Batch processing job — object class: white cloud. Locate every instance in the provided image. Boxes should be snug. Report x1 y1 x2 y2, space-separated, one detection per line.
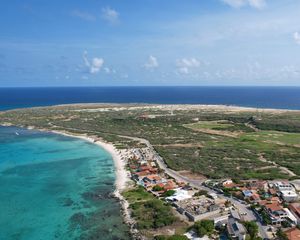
101 7 119 24
176 58 201 74
104 67 111 74
248 0 266 9
83 51 104 74
144 55 159 69
71 10 96 21
293 32 300 44
221 0 266 9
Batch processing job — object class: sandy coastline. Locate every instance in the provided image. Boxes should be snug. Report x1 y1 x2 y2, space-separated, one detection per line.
46 130 138 233
0 124 139 238
51 130 129 191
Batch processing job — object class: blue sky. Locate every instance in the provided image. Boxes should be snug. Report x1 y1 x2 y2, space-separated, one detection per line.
0 0 300 86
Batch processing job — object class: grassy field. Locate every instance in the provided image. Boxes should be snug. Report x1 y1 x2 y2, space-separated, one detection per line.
1 104 300 179
184 120 235 130
244 130 300 146
123 186 187 237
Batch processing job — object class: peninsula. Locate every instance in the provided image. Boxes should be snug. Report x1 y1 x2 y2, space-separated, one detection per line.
1 104 300 240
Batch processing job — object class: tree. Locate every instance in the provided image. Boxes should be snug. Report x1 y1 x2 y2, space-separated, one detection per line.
244 221 259 240
154 235 188 240
193 220 214 237
193 190 208 197
162 190 176 197
153 185 164 191
168 235 189 240
154 236 167 240
276 228 288 240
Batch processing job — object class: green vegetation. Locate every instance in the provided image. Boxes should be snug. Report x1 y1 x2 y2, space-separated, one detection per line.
258 209 271 225
193 190 208 197
276 228 288 240
123 186 177 230
162 190 176 197
123 185 154 202
1 104 300 179
153 185 164 191
154 235 189 240
243 221 261 240
192 220 214 237
184 120 235 130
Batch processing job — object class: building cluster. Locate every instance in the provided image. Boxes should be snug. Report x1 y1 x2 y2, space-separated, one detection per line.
205 179 300 239
122 145 300 240
172 194 228 222
125 147 229 223
127 147 181 195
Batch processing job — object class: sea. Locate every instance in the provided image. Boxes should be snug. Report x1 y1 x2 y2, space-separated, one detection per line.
0 86 300 110
0 126 130 240
0 86 300 240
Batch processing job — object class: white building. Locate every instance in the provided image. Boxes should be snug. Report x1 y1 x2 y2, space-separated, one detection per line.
284 208 298 226
166 188 191 202
280 190 298 202
274 182 294 192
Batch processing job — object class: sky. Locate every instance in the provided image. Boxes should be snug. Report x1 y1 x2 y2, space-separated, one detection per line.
0 0 300 87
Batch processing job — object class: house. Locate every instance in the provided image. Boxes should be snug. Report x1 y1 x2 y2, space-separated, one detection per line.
142 175 162 185
284 228 300 240
263 202 287 225
214 214 229 227
132 170 150 181
166 188 191 202
274 182 295 192
280 190 298 202
259 197 281 207
242 190 253 198
284 208 298 226
289 203 300 224
163 180 177 191
222 179 236 188
227 215 247 240
248 181 268 191
250 193 261 203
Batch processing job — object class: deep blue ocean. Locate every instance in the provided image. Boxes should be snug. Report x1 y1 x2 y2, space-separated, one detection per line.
1 86 300 110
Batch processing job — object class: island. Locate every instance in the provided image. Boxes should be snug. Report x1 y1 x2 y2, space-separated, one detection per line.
1 104 300 240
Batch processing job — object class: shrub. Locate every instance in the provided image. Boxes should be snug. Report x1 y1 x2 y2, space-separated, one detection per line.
193 220 214 237
153 185 164 191
162 190 176 197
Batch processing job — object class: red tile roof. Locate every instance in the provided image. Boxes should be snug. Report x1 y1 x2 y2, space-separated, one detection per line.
145 174 162 181
289 203 300 217
264 202 283 212
284 228 300 240
134 170 150 177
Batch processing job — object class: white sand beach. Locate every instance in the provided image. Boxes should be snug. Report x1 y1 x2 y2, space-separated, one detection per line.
47 130 138 235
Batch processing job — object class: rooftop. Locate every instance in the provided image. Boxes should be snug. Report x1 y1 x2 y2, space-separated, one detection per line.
284 228 300 240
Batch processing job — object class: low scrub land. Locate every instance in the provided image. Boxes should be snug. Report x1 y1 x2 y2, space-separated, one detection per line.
123 186 184 237
1 104 300 180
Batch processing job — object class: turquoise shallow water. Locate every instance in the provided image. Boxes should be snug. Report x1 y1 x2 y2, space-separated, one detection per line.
0 126 130 240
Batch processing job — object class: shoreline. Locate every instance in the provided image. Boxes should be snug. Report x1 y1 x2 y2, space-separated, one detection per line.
0 124 139 239
46 129 139 238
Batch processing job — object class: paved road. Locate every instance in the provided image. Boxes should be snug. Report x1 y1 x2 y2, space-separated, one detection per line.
53 129 270 239
122 135 270 239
